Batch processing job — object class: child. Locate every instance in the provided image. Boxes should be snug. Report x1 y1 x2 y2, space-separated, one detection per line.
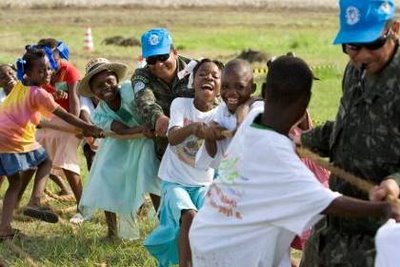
0 64 18 190
265 55 330 258
0 46 103 239
189 55 400 267
78 58 161 239
144 58 224 267
35 38 83 209
195 58 262 170
0 64 17 104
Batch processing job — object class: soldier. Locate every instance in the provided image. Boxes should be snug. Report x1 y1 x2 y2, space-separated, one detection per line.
131 28 196 161
297 0 400 266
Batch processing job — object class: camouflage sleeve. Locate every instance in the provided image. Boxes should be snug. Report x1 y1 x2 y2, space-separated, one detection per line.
132 78 164 130
301 121 334 158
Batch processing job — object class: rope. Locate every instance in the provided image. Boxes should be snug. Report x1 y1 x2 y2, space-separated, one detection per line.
39 122 144 140
297 147 399 203
221 130 234 138
222 130 397 201
41 191 78 232
53 206 76 215
44 189 75 202
296 147 374 193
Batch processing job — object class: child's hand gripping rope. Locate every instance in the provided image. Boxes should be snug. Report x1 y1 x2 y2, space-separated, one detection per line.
39 121 144 140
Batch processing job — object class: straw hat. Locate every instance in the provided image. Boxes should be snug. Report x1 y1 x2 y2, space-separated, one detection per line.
78 58 128 97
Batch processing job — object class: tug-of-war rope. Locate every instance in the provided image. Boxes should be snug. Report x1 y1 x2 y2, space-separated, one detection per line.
39 124 394 198
222 130 397 201
297 147 398 203
39 121 145 139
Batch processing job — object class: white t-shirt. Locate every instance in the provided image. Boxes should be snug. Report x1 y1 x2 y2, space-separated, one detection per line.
195 100 264 170
375 219 400 267
158 97 216 186
189 110 340 267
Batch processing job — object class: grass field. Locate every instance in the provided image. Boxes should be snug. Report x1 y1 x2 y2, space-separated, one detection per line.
0 6 347 266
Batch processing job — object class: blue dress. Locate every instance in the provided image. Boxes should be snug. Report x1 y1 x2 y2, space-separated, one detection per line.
79 81 161 240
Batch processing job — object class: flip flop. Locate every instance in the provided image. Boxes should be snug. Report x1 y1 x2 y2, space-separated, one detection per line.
23 206 59 223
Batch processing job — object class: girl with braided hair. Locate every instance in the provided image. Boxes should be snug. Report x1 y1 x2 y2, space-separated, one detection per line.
0 46 103 239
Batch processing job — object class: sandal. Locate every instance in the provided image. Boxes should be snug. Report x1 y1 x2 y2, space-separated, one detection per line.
23 206 59 223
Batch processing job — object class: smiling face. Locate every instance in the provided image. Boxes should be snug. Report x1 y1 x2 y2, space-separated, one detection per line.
0 65 17 94
345 37 397 74
193 61 222 105
25 57 52 86
89 70 119 103
147 50 178 84
344 22 400 74
221 65 255 113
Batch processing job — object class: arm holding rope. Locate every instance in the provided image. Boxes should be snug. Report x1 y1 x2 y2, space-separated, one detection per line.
111 120 153 138
53 106 103 138
370 178 400 202
322 195 400 221
296 147 400 203
203 122 229 157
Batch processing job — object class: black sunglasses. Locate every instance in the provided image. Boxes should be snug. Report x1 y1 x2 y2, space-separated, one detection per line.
146 54 170 65
342 32 391 54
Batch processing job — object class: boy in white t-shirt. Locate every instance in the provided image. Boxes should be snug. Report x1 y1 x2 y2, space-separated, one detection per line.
196 59 263 170
144 59 224 267
189 55 400 267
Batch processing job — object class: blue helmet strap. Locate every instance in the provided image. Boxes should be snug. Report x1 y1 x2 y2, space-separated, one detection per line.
56 41 70 61
42 46 58 71
16 58 26 81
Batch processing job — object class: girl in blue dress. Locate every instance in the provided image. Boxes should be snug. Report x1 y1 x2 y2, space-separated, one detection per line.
78 58 160 240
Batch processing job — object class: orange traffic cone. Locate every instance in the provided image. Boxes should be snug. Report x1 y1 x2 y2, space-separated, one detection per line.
84 27 94 52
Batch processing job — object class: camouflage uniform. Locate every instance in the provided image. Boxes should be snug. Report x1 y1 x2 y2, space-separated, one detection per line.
131 55 194 160
300 45 400 267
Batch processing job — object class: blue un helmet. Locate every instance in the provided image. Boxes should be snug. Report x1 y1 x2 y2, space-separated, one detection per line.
333 0 396 44
141 28 173 58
